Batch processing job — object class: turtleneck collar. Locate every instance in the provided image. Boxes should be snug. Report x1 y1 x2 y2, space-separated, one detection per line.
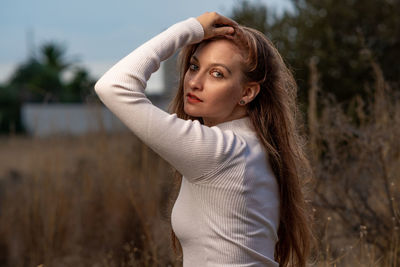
213 116 255 134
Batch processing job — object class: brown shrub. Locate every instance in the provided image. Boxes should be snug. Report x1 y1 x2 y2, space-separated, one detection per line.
308 52 400 266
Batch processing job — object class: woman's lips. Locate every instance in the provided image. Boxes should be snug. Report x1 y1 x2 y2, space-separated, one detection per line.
187 93 203 103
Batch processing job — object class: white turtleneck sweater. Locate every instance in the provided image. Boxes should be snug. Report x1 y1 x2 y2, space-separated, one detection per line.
95 17 280 267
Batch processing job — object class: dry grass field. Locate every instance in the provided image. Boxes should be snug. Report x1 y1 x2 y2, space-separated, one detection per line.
0 61 399 266
0 133 179 266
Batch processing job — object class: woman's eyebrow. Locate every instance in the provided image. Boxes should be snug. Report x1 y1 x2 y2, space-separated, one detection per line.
192 55 232 74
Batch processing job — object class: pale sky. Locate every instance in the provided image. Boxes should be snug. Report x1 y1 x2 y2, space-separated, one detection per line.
0 0 292 92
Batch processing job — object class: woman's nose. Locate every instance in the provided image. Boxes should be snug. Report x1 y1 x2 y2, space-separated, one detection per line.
188 73 203 91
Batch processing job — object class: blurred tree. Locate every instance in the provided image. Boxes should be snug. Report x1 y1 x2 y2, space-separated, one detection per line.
0 41 96 134
41 43 71 72
8 42 70 102
7 58 45 102
0 85 23 134
39 42 71 102
64 67 96 102
231 0 400 106
231 0 269 33
5 41 95 103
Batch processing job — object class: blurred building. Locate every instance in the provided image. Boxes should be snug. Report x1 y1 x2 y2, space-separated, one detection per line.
21 103 125 136
21 56 179 137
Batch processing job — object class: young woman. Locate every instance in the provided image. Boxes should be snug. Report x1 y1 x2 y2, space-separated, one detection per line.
95 12 313 267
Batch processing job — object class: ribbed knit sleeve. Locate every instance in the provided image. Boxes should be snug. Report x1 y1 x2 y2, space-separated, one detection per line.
94 18 246 182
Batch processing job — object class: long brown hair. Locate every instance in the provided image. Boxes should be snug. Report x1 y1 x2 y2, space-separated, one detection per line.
169 25 314 267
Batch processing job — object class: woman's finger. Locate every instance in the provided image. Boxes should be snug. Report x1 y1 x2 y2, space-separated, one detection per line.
197 12 238 39
213 15 238 28
212 26 235 37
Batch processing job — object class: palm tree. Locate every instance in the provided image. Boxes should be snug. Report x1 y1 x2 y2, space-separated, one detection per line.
41 42 71 73
7 41 76 103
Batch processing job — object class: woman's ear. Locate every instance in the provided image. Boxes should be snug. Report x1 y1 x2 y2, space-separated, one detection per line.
239 82 260 105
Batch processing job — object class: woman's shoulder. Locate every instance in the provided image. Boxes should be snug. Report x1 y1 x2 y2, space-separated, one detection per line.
213 117 257 140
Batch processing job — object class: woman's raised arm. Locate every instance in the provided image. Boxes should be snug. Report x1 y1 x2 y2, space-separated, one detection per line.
94 15 245 182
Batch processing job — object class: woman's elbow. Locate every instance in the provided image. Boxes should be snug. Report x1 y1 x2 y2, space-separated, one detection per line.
94 78 107 97
94 77 117 101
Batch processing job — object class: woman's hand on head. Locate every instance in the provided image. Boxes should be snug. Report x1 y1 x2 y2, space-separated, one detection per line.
196 12 238 40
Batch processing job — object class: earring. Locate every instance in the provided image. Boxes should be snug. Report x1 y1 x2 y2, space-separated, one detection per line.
239 100 246 105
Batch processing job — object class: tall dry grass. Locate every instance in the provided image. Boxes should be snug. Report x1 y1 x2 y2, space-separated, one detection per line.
0 132 180 266
308 50 400 266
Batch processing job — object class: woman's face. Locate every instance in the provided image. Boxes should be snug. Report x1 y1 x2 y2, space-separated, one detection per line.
183 39 247 126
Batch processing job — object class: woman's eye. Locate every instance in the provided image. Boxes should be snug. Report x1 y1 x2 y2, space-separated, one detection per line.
211 70 224 78
189 63 198 71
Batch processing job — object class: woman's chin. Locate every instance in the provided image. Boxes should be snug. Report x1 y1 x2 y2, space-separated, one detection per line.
184 106 202 118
